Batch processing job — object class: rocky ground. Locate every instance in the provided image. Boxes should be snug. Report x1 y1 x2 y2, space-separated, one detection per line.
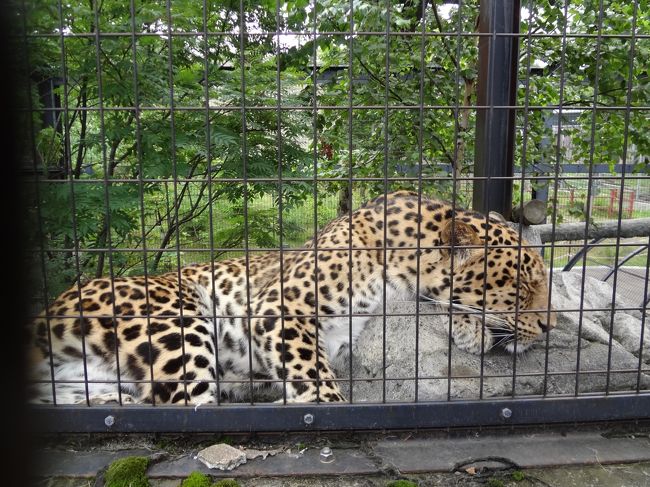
337 272 650 402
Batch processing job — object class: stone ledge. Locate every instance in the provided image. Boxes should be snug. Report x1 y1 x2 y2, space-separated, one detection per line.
34 432 650 479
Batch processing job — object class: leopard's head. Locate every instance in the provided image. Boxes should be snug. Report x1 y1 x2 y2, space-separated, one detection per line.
424 212 556 355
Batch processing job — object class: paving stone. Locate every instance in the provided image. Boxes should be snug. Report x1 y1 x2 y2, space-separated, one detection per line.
34 449 153 478
527 462 650 487
374 433 650 472
147 447 379 478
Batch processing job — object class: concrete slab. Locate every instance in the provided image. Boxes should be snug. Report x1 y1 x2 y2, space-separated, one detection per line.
525 462 650 487
374 432 650 473
147 447 379 478
34 449 153 478
33 431 650 480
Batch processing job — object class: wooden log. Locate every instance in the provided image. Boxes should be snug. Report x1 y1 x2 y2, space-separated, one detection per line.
533 218 650 243
512 199 547 225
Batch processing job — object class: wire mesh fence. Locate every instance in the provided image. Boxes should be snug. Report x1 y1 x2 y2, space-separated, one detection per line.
17 0 650 431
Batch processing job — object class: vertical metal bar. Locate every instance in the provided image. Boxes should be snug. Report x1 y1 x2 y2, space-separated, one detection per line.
511 0 539 396
382 0 390 403
636 237 650 392
165 0 189 405
477 0 501 400
311 0 321 403
347 0 354 404
57 0 91 405
20 0 57 404
542 0 570 400
446 0 463 403
203 0 222 404
478 199 490 400
238 0 254 403
476 1 502 399
129 0 156 405
275 0 287 403
574 0 606 396
413 0 429 403
92 0 122 405
605 0 639 395
473 0 520 219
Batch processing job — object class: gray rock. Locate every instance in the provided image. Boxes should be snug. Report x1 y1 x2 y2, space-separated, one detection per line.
336 272 650 402
245 448 281 461
507 222 542 247
611 313 650 360
196 444 247 470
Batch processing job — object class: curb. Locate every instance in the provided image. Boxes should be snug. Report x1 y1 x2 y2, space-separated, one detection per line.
34 432 650 479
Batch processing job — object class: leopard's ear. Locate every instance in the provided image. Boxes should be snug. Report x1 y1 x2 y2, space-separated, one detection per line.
489 211 507 224
440 220 481 255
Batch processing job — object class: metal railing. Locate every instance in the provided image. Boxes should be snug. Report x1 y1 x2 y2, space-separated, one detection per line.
18 0 650 432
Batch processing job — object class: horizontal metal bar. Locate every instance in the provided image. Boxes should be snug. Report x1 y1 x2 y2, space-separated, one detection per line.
30 395 650 432
20 31 650 39
25 241 650 254
18 105 650 112
28 366 650 386
18 163 640 176
26 304 650 321
21 176 650 184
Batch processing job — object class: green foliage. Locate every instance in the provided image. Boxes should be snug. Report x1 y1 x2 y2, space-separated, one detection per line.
104 456 149 487
212 480 240 487
314 0 481 205
511 470 526 481
486 479 504 487
217 435 234 446
19 0 650 298
386 481 418 487
181 471 212 487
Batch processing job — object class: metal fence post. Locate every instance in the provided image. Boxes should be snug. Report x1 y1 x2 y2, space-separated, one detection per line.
473 0 521 220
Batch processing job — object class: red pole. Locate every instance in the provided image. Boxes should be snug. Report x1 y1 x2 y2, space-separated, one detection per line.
609 189 617 218
628 190 636 218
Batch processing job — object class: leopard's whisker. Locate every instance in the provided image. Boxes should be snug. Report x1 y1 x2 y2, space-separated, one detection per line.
418 295 511 327
492 336 512 349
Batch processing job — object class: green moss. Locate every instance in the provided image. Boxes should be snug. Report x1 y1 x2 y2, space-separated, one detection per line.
512 470 526 481
181 471 212 487
104 456 149 487
386 481 418 487
212 480 240 487
487 479 505 487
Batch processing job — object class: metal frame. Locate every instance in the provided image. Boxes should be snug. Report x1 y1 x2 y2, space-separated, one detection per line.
19 0 650 432
32 395 650 433
603 245 649 282
563 239 650 308
473 0 520 219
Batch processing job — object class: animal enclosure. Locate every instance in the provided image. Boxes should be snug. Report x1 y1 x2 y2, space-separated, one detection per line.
19 0 650 432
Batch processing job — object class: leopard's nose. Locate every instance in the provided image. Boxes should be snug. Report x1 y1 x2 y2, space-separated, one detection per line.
537 318 556 332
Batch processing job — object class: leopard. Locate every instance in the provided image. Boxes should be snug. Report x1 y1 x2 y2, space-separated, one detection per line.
27 190 556 405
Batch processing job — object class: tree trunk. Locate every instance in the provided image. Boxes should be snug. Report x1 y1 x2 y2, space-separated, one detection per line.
535 218 650 243
337 184 352 217
454 77 474 180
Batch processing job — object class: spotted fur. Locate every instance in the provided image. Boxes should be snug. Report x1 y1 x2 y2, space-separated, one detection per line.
28 191 555 404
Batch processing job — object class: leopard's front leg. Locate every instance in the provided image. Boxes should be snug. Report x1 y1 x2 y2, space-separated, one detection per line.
251 314 346 403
